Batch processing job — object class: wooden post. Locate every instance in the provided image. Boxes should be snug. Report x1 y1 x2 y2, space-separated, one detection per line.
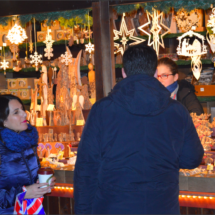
93 1 116 101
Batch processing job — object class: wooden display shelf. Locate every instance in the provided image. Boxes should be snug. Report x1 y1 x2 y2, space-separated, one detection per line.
195 85 215 97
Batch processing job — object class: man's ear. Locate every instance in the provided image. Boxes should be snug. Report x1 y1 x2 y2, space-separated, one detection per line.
122 68 127 78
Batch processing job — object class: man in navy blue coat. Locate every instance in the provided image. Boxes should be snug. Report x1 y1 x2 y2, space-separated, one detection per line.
74 44 204 214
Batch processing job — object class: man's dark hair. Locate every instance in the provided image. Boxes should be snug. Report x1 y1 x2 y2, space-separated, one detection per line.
123 44 157 77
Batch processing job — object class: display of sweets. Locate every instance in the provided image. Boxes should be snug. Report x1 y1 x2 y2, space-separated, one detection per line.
179 168 204 176
190 113 215 151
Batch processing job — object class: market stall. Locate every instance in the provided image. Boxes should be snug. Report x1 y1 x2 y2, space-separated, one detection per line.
1 0 215 214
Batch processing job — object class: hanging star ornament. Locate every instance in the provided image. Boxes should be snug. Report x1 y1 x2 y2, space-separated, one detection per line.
30 51 43 71
0 59 9 70
138 9 170 56
61 51 73 66
113 13 145 55
85 42 94 58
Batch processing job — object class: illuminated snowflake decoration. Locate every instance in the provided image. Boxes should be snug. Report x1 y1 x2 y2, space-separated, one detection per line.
85 42 94 58
30 51 43 71
0 59 9 70
7 23 28 45
44 47 54 59
138 9 170 56
114 13 145 55
43 28 54 60
61 51 73 66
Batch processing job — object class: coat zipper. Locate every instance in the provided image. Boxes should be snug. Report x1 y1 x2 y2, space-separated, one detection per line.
21 151 33 184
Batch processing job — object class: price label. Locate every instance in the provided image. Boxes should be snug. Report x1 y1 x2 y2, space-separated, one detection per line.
76 120 84 125
207 164 214 171
36 118 43 127
47 104 55 111
200 88 204 92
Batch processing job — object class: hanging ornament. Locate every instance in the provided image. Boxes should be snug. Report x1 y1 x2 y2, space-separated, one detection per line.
1 43 9 75
85 41 94 58
114 13 145 55
61 50 73 66
29 22 34 53
207 7 215 34
85 12 94 58
30 18 42 71
9 44 19 61
138 9 170 56
177 27 207 80
175 8 199 32
206 7 215 53
1 59 9 71
7 21 28 45
44 27 54 60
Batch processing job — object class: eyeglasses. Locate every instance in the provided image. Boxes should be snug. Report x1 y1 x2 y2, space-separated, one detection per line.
157 74 174 80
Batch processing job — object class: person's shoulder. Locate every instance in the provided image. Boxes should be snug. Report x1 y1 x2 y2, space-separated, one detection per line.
178 79 195 91
92 97 114 109
169 98 191 116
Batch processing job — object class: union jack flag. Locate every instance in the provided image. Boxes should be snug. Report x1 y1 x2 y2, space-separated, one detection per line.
14 186 45 215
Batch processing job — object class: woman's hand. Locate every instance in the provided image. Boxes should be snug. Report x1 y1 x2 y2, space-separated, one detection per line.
25 183 50 199
49 176 56 189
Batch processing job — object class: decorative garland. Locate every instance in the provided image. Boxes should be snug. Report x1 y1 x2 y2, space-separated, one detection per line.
0 9 92 27
114 0 215 14
0 0 214 28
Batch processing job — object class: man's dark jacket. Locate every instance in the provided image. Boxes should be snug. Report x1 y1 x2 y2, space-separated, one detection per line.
177 80 204 115
74 74 204 214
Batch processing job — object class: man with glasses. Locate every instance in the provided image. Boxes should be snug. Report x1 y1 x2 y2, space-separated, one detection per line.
74 44 204 214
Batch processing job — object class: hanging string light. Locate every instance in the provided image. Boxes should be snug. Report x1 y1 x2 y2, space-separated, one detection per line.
85 12 94 58
1 43 9 75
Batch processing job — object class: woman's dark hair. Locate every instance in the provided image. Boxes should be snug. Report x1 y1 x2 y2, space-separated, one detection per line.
0 94 26 128
157 57 178 75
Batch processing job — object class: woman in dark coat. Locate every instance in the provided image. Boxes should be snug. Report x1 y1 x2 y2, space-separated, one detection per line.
157 57 204 115
0 95 55 214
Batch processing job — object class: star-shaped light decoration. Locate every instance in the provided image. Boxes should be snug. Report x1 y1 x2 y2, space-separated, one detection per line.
85 42 94 58
7 23 28 45
43 28 55 60
30 51 43 71
61 51 73 66
138 9 170 56
113 13 145 55
1 59 9 72
207 8 215 34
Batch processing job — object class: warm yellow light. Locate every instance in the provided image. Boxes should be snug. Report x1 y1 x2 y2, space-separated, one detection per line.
210 197 213 199
198 196 202 199
7 23 28 45
204 196 207 199
187 195 191 198
182 195 185 198
193 196 196 198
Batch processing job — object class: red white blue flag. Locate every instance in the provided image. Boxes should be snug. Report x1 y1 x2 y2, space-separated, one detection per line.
14 186 45 215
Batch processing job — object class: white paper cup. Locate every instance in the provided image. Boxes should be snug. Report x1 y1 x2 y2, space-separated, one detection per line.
38 174 53 188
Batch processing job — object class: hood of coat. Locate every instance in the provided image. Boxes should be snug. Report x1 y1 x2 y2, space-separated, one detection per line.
109 74 171 116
